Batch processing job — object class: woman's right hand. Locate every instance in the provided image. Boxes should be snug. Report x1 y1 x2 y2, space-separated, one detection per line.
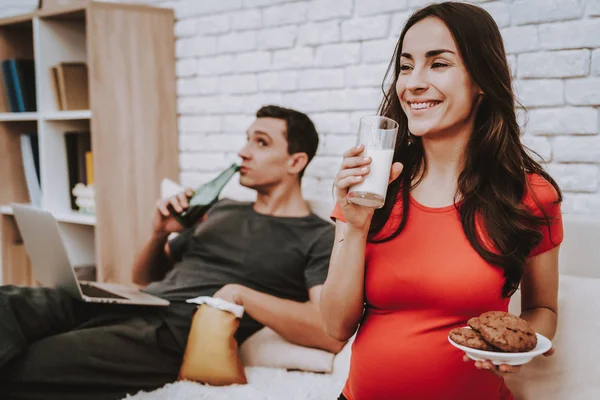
152 188 194 235
334 145 403 232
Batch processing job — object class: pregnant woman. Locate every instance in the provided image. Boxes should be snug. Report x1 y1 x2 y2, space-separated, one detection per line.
320 2 563 400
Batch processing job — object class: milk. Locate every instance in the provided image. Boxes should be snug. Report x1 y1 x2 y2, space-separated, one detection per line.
348 148 395 208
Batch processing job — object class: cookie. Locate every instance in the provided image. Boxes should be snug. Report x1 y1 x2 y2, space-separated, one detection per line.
467 317 481 331
468 311 506 332
449 328 499 351
478 312 537 352
478 311 511 324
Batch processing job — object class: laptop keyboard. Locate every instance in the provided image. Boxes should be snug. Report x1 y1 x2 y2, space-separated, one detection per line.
80 283 128 300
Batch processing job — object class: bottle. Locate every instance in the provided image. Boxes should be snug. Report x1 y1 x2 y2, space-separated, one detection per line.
169 163 240 228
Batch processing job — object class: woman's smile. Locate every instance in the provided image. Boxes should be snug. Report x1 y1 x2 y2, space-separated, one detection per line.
407 100 443 114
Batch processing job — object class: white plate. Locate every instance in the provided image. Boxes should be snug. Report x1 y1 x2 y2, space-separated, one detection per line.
448 326 553 366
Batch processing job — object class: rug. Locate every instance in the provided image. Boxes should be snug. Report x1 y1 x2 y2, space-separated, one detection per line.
124 366 347 400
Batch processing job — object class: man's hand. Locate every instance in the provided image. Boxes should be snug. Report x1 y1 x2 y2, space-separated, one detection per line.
152 188 194 235
213 284 246 305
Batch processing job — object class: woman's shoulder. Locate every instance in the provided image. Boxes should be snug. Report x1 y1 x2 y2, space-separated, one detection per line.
524 173 564 256
523 173 561 215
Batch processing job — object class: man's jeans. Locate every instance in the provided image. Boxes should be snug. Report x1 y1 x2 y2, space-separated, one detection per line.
0 285 182 400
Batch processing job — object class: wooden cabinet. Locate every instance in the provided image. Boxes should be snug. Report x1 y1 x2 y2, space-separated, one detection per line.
0 2 178 285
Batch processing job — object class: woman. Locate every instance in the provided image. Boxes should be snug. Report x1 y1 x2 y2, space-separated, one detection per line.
320 2 563 400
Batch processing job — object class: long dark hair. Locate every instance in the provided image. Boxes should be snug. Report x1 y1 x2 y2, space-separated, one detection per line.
371 2 562 297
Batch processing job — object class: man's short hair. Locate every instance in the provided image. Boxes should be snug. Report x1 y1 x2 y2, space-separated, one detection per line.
256 105 319 179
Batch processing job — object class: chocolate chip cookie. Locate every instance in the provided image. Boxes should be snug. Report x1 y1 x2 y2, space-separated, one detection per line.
467 317 481 331
478 312 538 352
478 311 514 324
468 312 506 333
449 327 499 351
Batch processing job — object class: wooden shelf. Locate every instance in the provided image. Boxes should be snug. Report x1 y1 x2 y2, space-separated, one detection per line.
43 110 92 120
0 205 12 214
0 112 38 121
0 4 86 27
53 210 96 225
0 3 178 286
0 111 91 121
0 205 96 225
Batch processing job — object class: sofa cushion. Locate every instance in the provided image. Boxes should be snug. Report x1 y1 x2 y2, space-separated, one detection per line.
559 215 600 279
505 274 600 400
307 198 335 224
332 334 354 379
239 327 335 373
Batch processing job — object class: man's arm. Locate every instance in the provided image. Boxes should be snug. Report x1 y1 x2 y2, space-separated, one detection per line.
131 189 194 286
216 284 346 354
131 232 173 286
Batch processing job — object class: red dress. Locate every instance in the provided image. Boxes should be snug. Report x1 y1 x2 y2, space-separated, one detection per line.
331 174 563 400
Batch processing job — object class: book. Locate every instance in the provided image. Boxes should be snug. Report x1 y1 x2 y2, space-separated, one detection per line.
65 132 79 209
0 59 36 112
0 62 10 112
55 62 89 110
20 133 42 206
30 133 40 183
76 132 91 184
10 61 26 112
64 131 91 210
1 60 19 112
50 66 63 110
85 151 94 185
14 59 37 112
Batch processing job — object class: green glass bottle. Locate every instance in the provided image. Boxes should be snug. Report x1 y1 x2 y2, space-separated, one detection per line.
169 163 240 228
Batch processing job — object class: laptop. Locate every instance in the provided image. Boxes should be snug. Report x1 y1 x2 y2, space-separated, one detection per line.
12 204 169 306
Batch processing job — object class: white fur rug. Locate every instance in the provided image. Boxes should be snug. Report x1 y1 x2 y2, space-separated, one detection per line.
124 367 346 400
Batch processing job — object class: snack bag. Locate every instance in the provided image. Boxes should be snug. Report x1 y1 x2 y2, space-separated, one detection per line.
178 296 247 386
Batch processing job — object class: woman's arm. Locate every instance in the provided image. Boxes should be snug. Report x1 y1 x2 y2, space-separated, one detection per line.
519 246 560 339
320 219 369 342
321 145 403 342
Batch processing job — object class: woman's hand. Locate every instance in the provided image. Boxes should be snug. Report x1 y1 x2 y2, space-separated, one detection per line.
334 144 403 232
463 347 555 376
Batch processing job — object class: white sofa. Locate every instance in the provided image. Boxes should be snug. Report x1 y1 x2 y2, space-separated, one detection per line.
129 195 600 400
504 214 600 400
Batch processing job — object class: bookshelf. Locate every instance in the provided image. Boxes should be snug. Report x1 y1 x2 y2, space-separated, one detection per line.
0 112 38 121
0 2 178 286
43 110 92 120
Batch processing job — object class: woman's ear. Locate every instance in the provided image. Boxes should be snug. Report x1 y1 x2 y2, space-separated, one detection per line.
288 152 309 176
474 85 485 100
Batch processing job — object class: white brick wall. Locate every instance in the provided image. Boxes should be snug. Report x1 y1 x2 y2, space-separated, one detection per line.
4 0 599 213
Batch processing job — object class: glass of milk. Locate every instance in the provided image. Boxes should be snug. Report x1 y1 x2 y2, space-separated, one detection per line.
347 115 398 208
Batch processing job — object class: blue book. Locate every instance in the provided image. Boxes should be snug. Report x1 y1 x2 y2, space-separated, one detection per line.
16 59 36 112
1 60 19 112
9 60 26 112
1 59 36 112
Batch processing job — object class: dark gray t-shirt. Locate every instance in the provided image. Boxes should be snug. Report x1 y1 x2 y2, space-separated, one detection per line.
144 199 335 346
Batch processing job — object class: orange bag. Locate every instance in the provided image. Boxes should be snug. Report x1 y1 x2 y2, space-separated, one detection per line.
178 297 247 386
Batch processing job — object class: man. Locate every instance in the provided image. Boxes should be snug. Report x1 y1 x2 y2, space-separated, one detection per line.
0 105 341 400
